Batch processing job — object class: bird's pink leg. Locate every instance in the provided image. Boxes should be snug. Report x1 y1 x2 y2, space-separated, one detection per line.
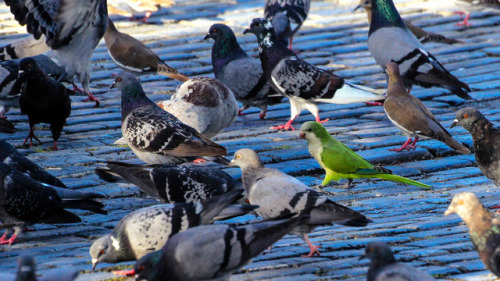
73 82 100 107
23 128 42 147
48 141 59 151
454 11 471 27
0 230 9 243
259 110 267 120
238 105 249 116
301 234 321 257
288 37 294 50
389 138 413 152
365 101 384 106
315 115 329 124
112 269 136 276
0 234 17 245
271 118 296 131
193 159 207 164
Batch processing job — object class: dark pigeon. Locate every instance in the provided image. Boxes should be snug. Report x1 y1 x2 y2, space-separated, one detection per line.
0 163 106 245
264 0 311 50
244 18 384 131
445 192 500 278
362 241 435 281
228 148 372 257
112 72 228 165
0 118 16 133
95 161 244 203
16 58 71 150
134 216 306 281
205 23 283 119
451 107 500 187
367 0 472 100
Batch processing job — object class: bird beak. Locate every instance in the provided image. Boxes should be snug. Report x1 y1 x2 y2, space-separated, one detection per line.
227 159 235 167
110 81 116 89
353 5 362 11
299 132 306 139
91 259 98 271
358 254 366 261
203 34 212 40
243 29 250 35
444 206 455 216
450 119 458 128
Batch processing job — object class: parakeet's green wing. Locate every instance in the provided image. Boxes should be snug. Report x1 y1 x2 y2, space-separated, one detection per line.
320 138 375 174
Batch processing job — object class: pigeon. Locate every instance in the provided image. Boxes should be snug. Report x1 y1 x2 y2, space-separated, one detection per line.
0 140 66 187
300 121 432 189
16 58 72 151
0 35 50 62
452 0 500 26
384 62 470 154
264 0 311 50
134 215 305 281
95 161 244 203
361 241 435 281
205 23 283 119
89 189 253 274
228 148 372 257
355 0 463 44
244 18 385 131
0 118 16 134
3 0 108 107
0 61 21 118
451 107 500 187
367 0 472 100
445 192 500 277
104 19 189 81
0 163 107 245
13 255 79 281
157 77 238 139
113 72 228 165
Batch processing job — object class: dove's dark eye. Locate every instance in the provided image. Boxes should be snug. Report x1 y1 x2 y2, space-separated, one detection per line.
117 77 122 82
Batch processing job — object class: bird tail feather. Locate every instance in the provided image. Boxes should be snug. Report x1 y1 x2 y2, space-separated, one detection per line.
316 82 385 104
443 135 471 155
376 173 432 189
158 63 189 82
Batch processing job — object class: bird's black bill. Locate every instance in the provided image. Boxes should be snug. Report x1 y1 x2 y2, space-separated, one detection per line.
353 5 362 12
203 34 212 40
450 120 458 128
110 82 116 89
243 29 250 34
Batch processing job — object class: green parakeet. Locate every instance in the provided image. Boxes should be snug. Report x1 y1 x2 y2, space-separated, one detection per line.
299 121 431 189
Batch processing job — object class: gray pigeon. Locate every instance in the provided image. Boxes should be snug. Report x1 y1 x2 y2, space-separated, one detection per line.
157 77 238 139
0 163 107 245
264 0 311 50
244 18 385 131
451 107 500 187
367 0 472 100
228 148 372 257
89 189 252 273
2 0 108 107
95 161 244 203
13 255 79 281
205 24 283 119
0 35 50 62
362 241 435 281
112 72 228 165
134 215 305 281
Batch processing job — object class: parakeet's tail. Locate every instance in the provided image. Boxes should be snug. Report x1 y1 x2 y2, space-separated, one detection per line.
376 173 432 189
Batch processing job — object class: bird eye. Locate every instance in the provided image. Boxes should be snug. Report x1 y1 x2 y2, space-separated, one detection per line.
254 23 260 27
236 154 241 159
99 249 104 255
457 199 464 205
213 28 217 33
117 77 122 82
463 114 468 119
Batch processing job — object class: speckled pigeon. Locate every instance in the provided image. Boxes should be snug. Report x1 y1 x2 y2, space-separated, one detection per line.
451 107 500 187
384 62 470 154
355 0 463 44
205 23 283 119
0 163 106 245
0 35 50 62
157 77 238 139
445 192 500 278
361 241 435 281
452 0 500 26
104 19 189 81
0 140 66 187
264 0 311 50
367 0 472 100
95 161 244 203
89 189 253 274
113 72 228 165
16 58 72 151
244 18 385 131
2 0 108 107
134 215 305 281
228 148 372 257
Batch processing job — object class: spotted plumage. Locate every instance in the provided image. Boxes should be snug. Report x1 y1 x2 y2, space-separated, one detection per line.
244 18 384 130
113 73 227 165
134 216 305 281
229 149 371 257
451 107 500 186
90 189 246 270
264 0 311 49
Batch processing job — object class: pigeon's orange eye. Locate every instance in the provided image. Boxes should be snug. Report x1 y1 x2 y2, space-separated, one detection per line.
99 249 104 255
137 265 145 271
236 154 241 159
213 28 217 33
463 114 468 119
457 199 464 205
117 77 122 82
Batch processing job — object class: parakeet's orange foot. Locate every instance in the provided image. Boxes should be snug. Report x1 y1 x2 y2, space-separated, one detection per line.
365 101 384 106
112 269 135 276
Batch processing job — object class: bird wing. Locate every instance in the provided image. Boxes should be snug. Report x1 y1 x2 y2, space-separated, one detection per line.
375 263 434 281
271 56 344 100
320 139 375 174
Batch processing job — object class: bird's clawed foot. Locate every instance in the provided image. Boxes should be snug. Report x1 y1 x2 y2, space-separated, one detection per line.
0 234 17 245
343 179 353 189
454 11 471 27
193 158 207 164
130 11 152 24
47 142 59 151
112 269 136 276
82 92 100 108
365 101 384 106
23 129 42 148
302 245 321 258
259 111 267 120
389 138 417 152
315 117 329 124
271 122 295 131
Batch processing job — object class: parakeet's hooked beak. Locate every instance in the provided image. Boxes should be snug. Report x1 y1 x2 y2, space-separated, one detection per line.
92 259 98 271
444 206 455 216
450 119 458 128
299 132 306 139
